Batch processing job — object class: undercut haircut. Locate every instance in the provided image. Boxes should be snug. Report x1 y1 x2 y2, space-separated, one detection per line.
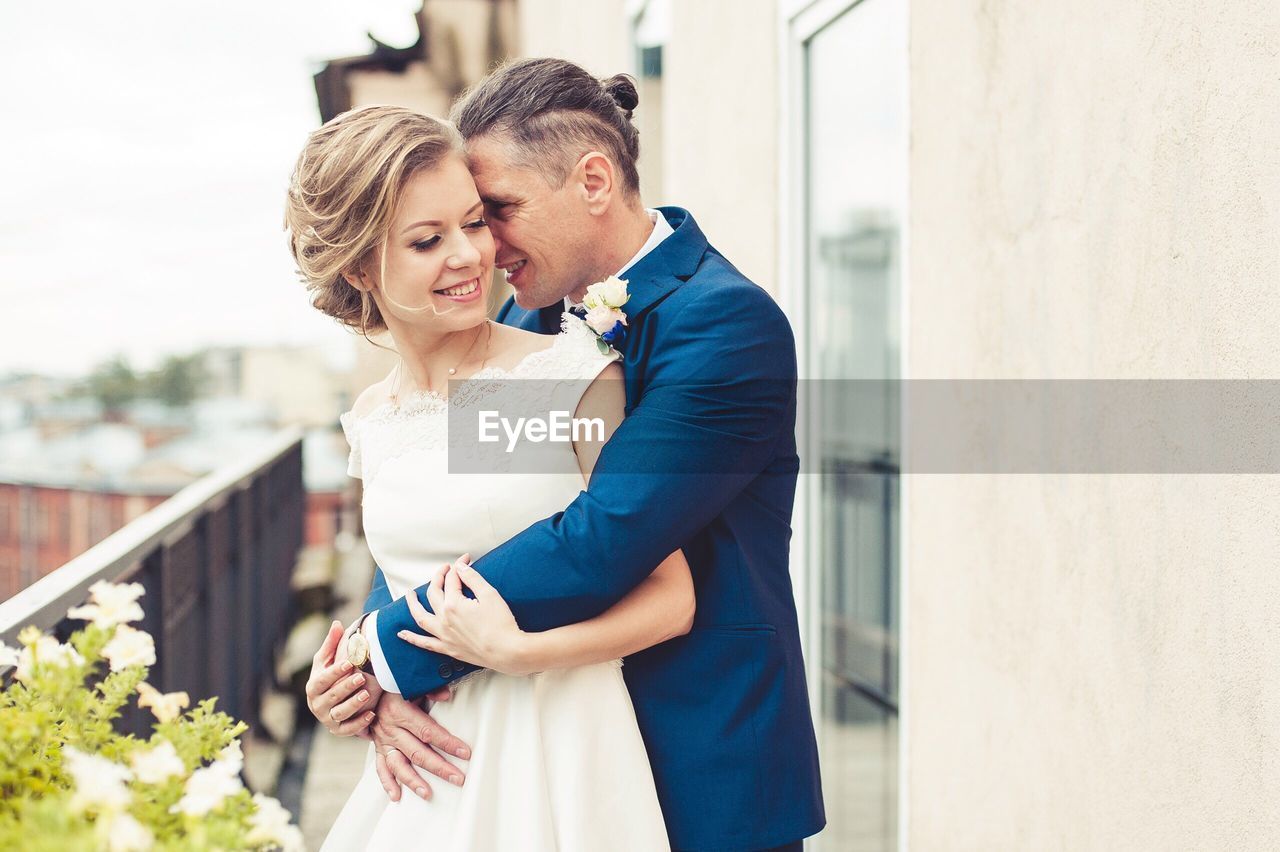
451 57 641 196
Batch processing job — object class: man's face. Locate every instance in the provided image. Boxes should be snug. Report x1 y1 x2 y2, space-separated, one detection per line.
465 135 596 310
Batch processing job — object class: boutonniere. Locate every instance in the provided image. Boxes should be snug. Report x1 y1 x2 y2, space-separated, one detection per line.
579 275 630 354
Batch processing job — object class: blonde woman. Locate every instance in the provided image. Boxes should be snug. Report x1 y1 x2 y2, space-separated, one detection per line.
286 105 688 849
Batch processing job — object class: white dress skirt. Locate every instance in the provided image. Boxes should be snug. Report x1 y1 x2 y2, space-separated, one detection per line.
321 317 670 852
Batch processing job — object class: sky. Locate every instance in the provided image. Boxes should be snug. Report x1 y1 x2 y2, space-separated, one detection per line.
0 0 422 376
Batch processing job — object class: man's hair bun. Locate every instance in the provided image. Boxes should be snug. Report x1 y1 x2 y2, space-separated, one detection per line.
602 74 640 118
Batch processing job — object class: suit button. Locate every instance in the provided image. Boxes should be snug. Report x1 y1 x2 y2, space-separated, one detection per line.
438 663 453 679
452 662 467 674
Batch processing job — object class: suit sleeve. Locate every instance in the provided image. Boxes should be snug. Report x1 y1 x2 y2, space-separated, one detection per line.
371 285 798 698
363 566 392 613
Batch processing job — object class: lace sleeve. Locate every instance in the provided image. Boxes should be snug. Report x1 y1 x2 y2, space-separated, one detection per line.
338 410 362 479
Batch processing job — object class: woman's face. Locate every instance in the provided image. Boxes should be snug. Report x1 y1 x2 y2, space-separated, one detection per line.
365 154 495 333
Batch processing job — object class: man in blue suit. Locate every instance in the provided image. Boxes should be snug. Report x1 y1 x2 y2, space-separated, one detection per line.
309 58 824 851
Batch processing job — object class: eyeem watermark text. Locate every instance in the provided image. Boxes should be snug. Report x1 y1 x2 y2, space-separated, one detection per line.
478 410 605 452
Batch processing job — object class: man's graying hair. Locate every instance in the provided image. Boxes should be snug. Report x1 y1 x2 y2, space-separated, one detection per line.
451 57 641 196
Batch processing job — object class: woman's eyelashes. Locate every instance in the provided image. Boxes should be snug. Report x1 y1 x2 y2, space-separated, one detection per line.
410 219 488 252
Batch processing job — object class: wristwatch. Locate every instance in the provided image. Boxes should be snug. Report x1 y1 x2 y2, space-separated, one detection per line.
344 613 374 674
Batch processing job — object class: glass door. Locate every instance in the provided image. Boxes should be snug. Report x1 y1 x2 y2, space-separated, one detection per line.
802 0 905 848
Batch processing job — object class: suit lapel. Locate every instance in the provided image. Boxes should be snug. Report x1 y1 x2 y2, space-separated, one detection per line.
616 207 708 320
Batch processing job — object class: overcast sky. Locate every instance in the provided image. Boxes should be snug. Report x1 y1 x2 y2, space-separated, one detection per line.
0 0 422 376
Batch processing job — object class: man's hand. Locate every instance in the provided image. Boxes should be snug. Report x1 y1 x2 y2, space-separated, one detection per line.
306 620 381 736
370 689 470 802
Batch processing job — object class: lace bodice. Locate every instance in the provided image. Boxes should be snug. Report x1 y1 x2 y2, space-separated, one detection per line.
338 313 620 603
341 313 617 485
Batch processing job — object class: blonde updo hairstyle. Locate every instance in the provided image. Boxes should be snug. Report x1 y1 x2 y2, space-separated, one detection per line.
285 105 463 336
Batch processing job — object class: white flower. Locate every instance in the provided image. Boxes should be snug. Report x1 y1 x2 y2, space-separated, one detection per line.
137 682 190 723
67 580 145 628
583 275 630 310
102 625 156 672
217 739 244 773
35 635 84 667
15 635 85 682
584 305 627 335
0 642 19 668
170 756 243 817
130 739 185 784
105 812 154 852
63 747 133 813
247 793 304 852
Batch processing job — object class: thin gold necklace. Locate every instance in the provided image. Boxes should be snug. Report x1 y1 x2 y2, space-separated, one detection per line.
391 321 492 406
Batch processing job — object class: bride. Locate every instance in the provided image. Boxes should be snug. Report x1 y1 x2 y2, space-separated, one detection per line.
285 105 688 850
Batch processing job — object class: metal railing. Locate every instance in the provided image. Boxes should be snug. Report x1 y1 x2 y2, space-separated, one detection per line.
0 430 305 734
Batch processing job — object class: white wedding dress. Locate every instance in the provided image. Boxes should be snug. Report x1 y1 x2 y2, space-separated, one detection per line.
321 316 670 852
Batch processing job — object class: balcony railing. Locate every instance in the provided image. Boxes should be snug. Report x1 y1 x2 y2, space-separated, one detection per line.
0 430 304 734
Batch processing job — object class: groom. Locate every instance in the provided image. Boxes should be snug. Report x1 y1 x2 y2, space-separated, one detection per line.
308 58 824 851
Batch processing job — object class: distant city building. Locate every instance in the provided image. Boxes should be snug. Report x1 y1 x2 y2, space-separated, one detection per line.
202 345 354 428
0 481 168 599
0 424 352 601
0 342 360 601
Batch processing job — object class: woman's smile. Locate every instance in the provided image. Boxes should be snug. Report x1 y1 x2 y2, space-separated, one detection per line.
434 275 484 303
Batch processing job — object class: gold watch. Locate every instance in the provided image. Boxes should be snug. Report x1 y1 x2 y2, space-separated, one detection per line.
345 614 374 673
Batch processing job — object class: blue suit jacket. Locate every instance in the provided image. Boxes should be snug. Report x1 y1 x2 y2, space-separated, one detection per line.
363 207 824 850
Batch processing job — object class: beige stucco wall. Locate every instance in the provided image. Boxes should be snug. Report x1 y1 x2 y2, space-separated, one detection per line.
516 0 632 76
347 62 449 117
663 0 779 293
907 1 1280 848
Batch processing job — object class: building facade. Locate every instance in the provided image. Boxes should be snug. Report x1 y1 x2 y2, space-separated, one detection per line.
0 482 167 599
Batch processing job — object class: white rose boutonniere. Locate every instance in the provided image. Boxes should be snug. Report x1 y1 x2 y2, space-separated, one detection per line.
576 275 630 354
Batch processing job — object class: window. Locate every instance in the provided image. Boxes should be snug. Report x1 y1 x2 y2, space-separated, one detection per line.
797 1 906 848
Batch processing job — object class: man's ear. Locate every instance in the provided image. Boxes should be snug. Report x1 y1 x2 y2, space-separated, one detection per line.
575 151 615 215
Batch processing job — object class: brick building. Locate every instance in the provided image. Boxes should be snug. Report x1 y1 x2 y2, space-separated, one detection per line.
0 481 168 600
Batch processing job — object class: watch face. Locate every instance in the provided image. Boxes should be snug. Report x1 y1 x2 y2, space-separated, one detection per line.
347 631 370 667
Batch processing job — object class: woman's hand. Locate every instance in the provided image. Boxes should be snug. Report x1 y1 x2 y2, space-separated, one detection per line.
398 555 532 676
